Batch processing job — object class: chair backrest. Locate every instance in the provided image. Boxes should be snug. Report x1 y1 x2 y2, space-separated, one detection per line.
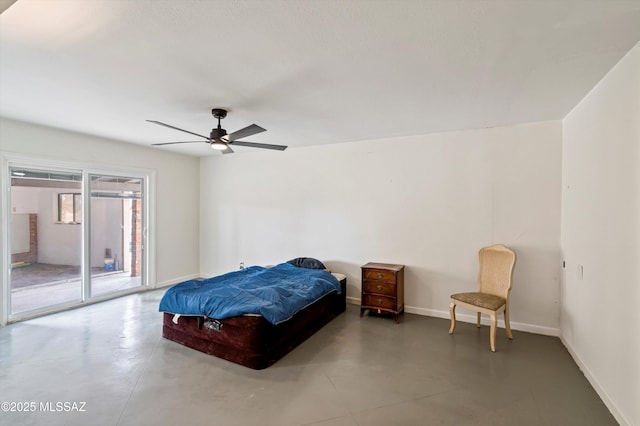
477 244 516 298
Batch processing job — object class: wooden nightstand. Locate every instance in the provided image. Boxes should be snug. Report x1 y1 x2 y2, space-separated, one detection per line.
360 262 405 323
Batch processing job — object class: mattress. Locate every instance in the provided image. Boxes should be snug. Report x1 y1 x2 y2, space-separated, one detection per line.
162 275 347 369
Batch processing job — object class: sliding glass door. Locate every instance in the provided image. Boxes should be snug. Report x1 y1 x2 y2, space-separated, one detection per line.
89 174 144 297
9 167 83 314
5 160 150 322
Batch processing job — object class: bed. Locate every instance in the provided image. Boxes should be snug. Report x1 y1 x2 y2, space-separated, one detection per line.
160 260 346 369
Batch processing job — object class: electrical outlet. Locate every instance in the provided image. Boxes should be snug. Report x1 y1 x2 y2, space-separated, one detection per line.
577 264 584 280
239 262 245 270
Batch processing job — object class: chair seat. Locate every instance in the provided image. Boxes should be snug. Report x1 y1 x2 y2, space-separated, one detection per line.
451 292 506 311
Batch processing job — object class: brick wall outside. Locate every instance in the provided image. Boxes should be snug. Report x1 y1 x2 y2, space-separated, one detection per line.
130 200 142 277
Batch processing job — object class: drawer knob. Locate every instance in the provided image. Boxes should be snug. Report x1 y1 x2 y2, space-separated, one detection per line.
376 273 383 278
377 298 383 305
376 285 383 291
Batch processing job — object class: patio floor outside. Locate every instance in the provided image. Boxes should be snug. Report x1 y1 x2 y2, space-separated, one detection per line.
10 263 141 314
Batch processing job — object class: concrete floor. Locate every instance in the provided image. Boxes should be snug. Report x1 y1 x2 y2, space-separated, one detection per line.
0 290 615 426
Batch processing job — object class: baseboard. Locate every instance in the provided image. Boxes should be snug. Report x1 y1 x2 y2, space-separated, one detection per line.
560 335 630 426
407 305 559 336
154 274 200 289
346 298 559 336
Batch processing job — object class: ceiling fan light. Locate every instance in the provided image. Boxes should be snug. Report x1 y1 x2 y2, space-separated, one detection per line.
211 140 227 150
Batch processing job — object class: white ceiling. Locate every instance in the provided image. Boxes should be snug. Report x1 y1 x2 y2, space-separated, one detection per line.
1 0 639 157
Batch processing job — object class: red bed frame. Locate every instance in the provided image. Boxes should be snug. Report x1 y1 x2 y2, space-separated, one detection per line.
162 277 346 369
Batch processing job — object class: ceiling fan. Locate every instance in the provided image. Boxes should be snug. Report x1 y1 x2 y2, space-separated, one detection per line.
147 109 287 154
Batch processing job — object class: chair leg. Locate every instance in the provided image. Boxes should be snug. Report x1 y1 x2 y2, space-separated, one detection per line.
477 312 481 328
504 304 513 339
490 312 497 352
448 302 456 334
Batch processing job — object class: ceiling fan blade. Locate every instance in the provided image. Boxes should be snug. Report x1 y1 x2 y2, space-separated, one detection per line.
147 120 210 140
221 145 234 154
227 124 266 141
230 141 287 151
152 141 208 146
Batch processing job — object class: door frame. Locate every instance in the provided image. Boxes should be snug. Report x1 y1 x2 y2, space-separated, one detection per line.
1 153 156 325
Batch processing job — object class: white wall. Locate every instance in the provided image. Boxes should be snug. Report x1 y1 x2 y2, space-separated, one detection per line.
12 186 83 266
11 187 130 268
89 198 124 268
10 214 29 254
0 117 201 292
10 186 38 213
561 43 639 426
200 121 562 334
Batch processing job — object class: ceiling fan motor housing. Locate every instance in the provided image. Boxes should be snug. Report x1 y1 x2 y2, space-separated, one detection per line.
210 127 227 139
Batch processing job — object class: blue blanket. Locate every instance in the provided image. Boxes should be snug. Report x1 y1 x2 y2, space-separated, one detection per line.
159 263 341 325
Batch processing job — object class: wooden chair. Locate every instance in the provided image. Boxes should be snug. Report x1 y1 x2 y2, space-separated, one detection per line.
448 244 516 352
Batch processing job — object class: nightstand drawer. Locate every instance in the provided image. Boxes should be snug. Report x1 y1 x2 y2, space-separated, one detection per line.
363 280 396 296
362 294 397 310
363 269 396 282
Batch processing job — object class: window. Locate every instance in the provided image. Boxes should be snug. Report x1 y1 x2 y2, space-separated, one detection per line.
58 193 82 224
